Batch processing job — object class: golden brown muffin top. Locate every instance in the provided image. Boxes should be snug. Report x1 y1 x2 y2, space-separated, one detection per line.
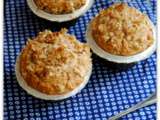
91 3 154 56
34 0 86 14
19 29 92 95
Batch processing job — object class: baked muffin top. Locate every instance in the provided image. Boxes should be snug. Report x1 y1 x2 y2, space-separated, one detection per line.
91 3 154 56
19 29 92 95
34 0 86 14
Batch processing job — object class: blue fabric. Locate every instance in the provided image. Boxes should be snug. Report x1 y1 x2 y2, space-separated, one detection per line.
4 0 157 120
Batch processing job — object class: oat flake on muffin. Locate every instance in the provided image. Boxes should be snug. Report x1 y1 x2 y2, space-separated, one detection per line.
91 3 154 56
34 0 86 14
19 28 92 95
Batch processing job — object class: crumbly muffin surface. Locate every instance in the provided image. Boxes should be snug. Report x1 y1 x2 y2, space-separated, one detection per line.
19 29 92 95
34 0 86 14
91 3 154 56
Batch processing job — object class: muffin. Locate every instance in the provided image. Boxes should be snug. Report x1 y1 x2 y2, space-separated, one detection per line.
86 3 156 68
27 0 94 23
34 0 86 14
91 3 154 56
15 29 92 100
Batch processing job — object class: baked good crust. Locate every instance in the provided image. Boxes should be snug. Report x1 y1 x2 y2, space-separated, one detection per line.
19 29 92 95
91 3 154 56
34 0 86 14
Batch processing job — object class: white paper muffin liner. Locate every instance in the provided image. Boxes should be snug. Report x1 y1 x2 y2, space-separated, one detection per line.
15 56 92 100
27 0 94 22
86 20 156 64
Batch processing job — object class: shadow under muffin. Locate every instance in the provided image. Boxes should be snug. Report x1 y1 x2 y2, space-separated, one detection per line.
36 16 79 30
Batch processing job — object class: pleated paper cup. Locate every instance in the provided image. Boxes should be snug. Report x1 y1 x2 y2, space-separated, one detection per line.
86 20 156 69
27 0 94 23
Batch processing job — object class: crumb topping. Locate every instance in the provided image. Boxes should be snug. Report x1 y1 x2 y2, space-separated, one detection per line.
20 29 92 95
34 0 86 14
91 3 154 56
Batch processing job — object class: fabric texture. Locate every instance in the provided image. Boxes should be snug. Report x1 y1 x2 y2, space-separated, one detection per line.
4 0 157 120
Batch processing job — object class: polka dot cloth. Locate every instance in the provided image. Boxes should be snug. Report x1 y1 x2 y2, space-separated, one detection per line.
4 0 157 120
